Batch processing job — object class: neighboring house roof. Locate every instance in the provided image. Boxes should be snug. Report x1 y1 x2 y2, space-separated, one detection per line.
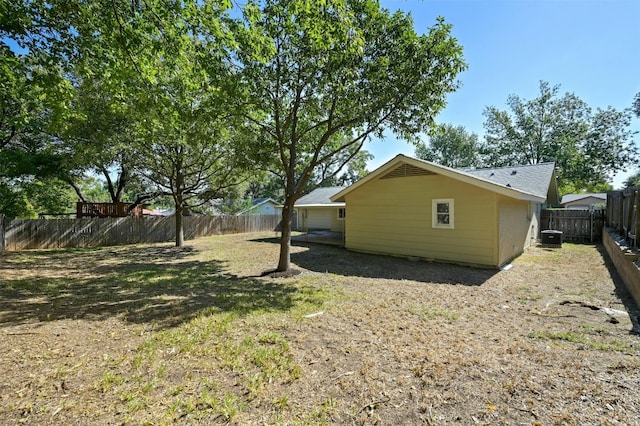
560 193 607 205
331 154 559 204
251 197 279 206
295 187 346 207
236 197 281 215
142 209 167 216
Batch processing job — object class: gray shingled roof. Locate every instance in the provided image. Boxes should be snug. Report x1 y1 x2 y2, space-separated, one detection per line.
295 187 345 206
459 162 556 199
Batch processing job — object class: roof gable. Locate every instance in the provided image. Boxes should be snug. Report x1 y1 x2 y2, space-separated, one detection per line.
249 197 280 207
236 197 281 215
381 163 435 179
331 155 557 204
561 193 607 204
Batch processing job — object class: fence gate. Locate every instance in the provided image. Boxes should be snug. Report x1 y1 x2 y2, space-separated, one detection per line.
541 209 605 243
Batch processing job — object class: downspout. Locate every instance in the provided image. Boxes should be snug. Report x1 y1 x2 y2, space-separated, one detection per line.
493 193 499 267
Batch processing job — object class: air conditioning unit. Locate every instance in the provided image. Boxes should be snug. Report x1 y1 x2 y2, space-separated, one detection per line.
541 230 562 247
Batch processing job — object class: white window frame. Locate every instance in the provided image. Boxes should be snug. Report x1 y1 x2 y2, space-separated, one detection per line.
337 208 346 220
432 199 454 229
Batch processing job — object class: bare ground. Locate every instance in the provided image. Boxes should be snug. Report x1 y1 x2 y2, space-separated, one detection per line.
0 233 639 425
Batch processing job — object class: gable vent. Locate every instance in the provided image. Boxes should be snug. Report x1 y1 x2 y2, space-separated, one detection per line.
381 163 435 179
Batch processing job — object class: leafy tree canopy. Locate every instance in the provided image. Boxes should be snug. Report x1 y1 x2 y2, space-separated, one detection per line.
415 124 481 168
482 81 639 194
0 177 75 218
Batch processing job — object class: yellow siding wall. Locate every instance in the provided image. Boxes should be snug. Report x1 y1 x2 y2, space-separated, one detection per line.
331 210 345 233
344 174 499 266
303 208 344 232
497 197 534 266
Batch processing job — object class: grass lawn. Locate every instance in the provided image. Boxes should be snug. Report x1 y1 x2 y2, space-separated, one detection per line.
1 232 639 425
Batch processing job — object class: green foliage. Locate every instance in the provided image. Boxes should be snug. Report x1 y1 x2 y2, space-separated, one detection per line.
245 173 286 201
623 172 640 189
218 198 253 215
0 42 73 192
303 148 373 190
482 81 639 193
61 73 146 203
0 178 75 218
560 181 612 195
528 330 631 352
408 303 460 322
633 92 640 118
415 124 481 168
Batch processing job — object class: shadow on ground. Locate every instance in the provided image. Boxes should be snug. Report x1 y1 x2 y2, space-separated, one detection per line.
252 237 497 286
597 244 640 317
0 245 302 329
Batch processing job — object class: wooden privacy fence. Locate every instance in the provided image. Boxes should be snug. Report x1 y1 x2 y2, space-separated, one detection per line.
1 214 281 251
607 187 640 246
541 209 605 243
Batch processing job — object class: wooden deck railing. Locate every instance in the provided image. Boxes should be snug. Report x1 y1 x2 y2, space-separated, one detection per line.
76 202 143 218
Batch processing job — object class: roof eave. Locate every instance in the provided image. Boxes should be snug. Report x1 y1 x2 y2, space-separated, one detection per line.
294 203 345 208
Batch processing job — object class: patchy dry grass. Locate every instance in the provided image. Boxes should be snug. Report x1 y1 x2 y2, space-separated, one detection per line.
1 233 639 425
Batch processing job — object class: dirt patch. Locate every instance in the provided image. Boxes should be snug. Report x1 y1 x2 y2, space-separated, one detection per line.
1 234 639 425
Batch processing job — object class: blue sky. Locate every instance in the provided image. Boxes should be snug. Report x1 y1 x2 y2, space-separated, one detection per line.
368 0 640 188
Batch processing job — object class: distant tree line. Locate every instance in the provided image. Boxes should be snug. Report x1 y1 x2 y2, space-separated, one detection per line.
416 81 639 195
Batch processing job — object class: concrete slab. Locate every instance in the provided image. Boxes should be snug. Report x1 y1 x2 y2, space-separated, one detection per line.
292 231 344 247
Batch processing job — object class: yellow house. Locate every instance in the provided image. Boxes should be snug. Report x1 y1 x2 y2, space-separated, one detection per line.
331 155 559 268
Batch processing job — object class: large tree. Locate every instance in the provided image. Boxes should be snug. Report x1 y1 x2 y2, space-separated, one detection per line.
236 0 466 272
415 123 481 168
483 81 639 193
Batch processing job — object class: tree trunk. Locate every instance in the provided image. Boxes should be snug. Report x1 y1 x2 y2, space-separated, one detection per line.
175 206 184 247
276 202 294 271
67 180 87 202
101 167 118 203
